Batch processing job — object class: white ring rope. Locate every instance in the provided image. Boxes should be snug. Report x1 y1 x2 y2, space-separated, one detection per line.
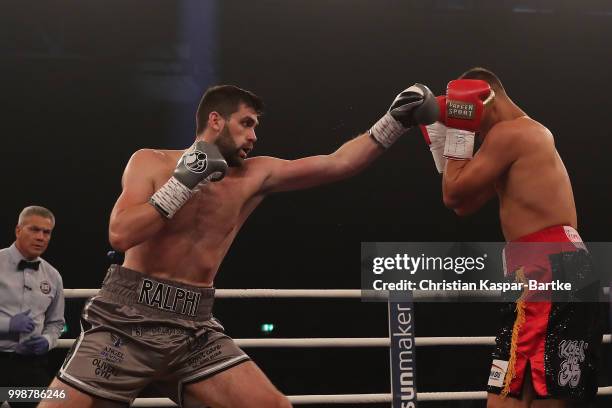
64 289 364 298
59 288 612 405
60 288 612 348
63 288 506 299
131 387 612 406
56 335 612 349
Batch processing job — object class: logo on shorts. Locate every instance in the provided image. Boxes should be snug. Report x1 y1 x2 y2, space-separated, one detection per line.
131 325 186 337
563 226 587 251
100 334 125 364
100 346 124 364
558 339 587 388
188 333 209 352
183 149 208 173
447 100 475 120
488 359 508 388
110 333 123 348
40 281 51 294
92 359 118 379
137 278 202 317
187 343 223 369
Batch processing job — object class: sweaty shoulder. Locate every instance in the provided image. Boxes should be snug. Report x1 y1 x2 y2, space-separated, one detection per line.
487 117 553 153
130 148 179 163
127 148 181 171
121 149 183 189
487 116 552 142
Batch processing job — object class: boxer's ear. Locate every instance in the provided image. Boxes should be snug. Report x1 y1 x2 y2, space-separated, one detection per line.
208 111 226 133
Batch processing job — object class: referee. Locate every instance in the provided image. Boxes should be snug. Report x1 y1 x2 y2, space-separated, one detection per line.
0 206 65 408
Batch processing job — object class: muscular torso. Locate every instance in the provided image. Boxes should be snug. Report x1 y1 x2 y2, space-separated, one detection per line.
123 151 270 286
495 118 576 241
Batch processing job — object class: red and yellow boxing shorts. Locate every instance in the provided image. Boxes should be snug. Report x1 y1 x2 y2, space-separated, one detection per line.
487 225 603 401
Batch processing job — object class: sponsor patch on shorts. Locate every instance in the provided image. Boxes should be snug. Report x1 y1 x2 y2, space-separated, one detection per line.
488 359 508 388
563 226 587 251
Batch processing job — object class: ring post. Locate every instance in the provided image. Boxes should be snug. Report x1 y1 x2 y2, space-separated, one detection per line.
388 290 417 407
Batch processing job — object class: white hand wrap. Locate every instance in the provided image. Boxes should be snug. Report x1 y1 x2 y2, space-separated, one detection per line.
423 122 448 173
369 112 406 149
149 176 194 219
443 128 475 160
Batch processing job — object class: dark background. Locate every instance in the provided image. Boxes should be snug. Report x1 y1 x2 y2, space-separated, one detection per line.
1 0 611 406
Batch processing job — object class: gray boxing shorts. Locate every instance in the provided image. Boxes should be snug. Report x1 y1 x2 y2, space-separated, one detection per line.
57 265 250 406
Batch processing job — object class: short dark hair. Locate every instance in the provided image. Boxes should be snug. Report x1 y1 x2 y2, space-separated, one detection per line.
459 67 505 94
195 85 264 135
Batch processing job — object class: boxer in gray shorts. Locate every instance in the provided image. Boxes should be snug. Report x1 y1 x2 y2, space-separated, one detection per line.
58 266 249 406
40 85 437 407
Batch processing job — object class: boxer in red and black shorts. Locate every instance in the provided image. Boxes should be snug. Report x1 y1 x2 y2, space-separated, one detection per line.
488 225 601 401
426 67 605 406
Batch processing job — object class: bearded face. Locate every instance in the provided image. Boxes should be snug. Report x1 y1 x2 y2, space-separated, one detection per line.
211 103 258 167
216 126 244 167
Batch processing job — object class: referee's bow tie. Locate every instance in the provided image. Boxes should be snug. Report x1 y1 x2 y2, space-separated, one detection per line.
18 260 40 271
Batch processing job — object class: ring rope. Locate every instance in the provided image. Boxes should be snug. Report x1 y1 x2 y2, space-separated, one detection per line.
64 289 363 299
57 334 611 349
63 288 507 299
59 289 612 405
130 387 612 406
59 288 612 346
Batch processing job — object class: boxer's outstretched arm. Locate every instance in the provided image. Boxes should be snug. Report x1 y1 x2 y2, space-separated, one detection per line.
443 124 518 212
258 132 383 193
108 149 166 251
258 83 440 193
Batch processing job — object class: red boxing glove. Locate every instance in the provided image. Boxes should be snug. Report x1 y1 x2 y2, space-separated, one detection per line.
443 80 495 160
435 95 447 123
445 79 494 132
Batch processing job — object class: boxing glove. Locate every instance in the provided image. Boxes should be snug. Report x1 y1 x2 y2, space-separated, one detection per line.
443 79 495 160
150 141 228 218
369 83 439 148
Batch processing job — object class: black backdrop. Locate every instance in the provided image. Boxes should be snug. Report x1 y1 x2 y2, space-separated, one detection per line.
2 1 611 406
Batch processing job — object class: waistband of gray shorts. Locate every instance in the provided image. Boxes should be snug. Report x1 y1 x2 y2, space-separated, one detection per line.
98 265 215 321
